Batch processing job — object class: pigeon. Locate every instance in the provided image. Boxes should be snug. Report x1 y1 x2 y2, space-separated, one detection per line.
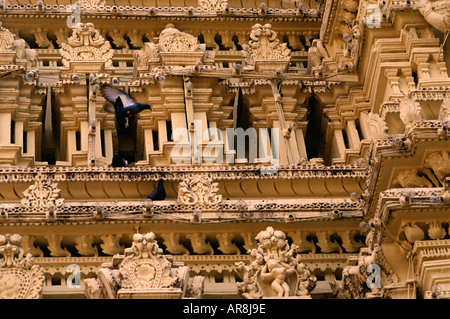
100 84 151 130
146 178 166 201
111 151 128 167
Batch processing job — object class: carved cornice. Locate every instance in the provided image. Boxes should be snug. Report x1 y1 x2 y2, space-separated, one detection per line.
0 164 368 183
0 4 322 20
0 197 365 223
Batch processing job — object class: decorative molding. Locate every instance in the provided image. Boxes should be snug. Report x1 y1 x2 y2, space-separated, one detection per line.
84 232 205 299
177 175 222 206
20 173 64 218
60 22 114 72
0 234 45 299
242 23 291 72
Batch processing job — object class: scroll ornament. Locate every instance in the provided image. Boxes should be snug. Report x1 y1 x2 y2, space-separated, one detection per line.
0 234 45 299
177 175 222 206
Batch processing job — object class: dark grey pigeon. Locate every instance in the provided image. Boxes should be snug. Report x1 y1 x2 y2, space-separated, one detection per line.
100 85 151 130
111 151 128 167
147 178 166 201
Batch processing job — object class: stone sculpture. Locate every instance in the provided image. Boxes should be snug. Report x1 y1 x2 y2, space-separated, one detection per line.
235 226 316 299
84 232 204 299
0 234 45 299
417 0 450 33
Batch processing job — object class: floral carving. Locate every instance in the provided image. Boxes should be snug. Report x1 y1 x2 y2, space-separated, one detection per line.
235 227 317 299
60 22 114 68
158 24 202 53
0 234 45 299
85 232 204 299
134 24 206 68
198 0 228 11
20 173 64 217
177 175 222 206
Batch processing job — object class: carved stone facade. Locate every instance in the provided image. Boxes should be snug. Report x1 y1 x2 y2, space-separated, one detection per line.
235 227 317 299
84 232 204 299
0 0 449 301
0 234 45 299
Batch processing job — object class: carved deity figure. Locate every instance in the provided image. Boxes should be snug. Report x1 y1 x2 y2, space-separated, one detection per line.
260 255 295 297
334 245 398 299
0 21 14 51
11 39 38 68
439 98 450 121
235 227 316 299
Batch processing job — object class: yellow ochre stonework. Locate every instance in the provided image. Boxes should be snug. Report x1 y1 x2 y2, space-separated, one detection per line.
0 0 449 299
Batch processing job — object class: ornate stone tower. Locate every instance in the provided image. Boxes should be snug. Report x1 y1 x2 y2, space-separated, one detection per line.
0 0 449 300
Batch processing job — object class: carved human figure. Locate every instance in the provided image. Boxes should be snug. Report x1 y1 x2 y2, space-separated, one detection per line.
262 257 289 297
236 227 316 299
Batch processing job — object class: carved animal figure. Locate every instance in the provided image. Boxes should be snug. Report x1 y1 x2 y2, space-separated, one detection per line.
307 39 329 73
11 39 38 68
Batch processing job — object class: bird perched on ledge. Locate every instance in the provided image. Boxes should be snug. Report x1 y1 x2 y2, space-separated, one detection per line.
111 151 128 168
100 84 151 130
147 178 166 201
